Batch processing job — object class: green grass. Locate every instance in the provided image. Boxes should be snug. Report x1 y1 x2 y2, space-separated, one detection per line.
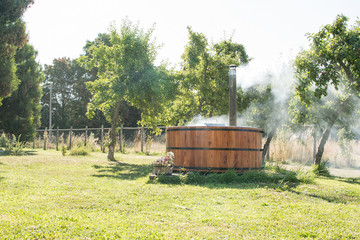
0 149 359 239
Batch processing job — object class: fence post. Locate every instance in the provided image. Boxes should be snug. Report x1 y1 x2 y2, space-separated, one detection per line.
32 131 36 149
44 127 47 150
101 124 104 153
56 126 59 151
141 126 144 153
85 126 88 146
119 124 123 153
69 126 73 150
313 132 317 165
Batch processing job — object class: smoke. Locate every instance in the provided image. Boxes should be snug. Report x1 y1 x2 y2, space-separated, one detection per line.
236 56 295 104
186 55 296 127
186 114 249 127
183 54 360 170
186 115 229 126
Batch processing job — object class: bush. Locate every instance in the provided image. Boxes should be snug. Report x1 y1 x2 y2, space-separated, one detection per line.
86 133 99 152
0 133 9 148
296 170 315 184
283 171 299 183
0 134 25 156
312 162 330 177
150 166 314 186
219 170 239 183
182 172 206 184
156 174 181 184
61 146 67 156
69 146 89 156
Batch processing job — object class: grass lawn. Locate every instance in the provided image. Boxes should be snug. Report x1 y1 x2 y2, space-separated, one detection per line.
0 149 359 239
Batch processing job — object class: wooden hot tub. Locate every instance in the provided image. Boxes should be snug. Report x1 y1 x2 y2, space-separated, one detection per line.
166 126 264 172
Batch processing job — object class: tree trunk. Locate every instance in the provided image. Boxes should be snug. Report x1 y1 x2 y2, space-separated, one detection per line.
315 97 350 165
314 121 335 165
107 101 122 161
262 126 278 164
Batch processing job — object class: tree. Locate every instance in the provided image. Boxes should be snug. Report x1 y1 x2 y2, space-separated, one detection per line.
0 0 33 105
79 19 175 160
41 57 110 129
239 84 280 160
289 85 357 164
82 33 141 127
42 58 76 129
0 44 43 141
294 15 360 165
165 27 250 125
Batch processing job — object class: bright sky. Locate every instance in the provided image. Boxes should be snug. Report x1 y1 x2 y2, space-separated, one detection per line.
23 0 360 67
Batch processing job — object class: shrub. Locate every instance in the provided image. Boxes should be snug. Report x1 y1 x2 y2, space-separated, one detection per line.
182 172 206 184
1 134 25 156
0 133 9 148
239 171 281 183
61 146 67 156
296 170 315 184
69 145 89 156
151 166 314 186
219 170 239 183
86 133 99 152
156 174 181 184
312 162 330 177
283 171 299 183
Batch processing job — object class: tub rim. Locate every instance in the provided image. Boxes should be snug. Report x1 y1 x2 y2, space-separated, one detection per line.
166 126 264 134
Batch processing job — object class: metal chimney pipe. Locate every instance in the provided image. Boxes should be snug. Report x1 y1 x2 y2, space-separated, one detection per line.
229 65 237 126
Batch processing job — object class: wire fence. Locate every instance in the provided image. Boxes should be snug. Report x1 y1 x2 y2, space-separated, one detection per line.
29 125 360 168
34 126 167 155
268 126 360 169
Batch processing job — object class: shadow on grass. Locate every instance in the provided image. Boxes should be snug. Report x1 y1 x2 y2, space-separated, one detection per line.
153 179 301 191
0 149 37 156
288 188 359 204
281 174 360 204
338 177 360 185
149 170 303 191
152 173 360 204
24 150 37 155
91 161 153 180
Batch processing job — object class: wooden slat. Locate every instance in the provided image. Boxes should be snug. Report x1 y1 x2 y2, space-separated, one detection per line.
167 126 263 172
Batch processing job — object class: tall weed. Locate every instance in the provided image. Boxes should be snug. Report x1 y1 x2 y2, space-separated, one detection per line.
312 162 331 177
69 141 89 156
152 167 313 185
0 133 8 148
0 134 25 156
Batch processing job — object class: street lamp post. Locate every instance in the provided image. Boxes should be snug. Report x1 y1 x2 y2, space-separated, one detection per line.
49 84 52 138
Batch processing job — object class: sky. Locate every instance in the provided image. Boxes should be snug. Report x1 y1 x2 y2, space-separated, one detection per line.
23 0 360 67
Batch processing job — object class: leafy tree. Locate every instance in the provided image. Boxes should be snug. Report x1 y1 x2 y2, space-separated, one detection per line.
41 57 110 129
79 19 175 160
0 0 33 105
82 33 141 127
289 83 358 165
41 47 142 130
294 15 360 165
42 58 76 129
166 27 250 125
0 44 43 141
240 84 280 160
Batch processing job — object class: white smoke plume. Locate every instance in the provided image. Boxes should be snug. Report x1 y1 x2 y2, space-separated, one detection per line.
236 56 295 104
186 55 296 127
186 115 229 126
